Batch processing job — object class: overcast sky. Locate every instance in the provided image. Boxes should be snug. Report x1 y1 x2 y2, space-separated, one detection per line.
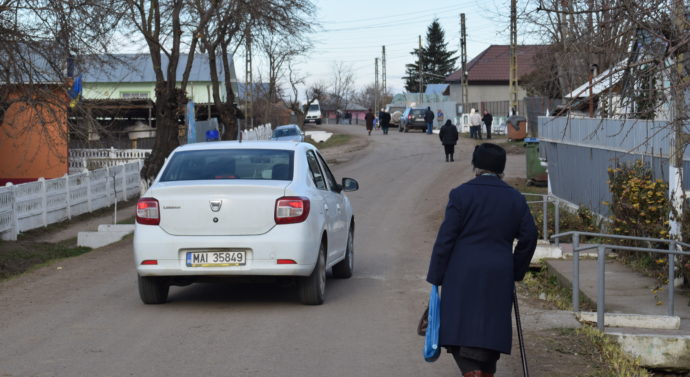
237 0 515 99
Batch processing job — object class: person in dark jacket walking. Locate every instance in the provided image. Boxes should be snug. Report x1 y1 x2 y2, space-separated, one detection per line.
482 110 493 139
424 107 435 134
365 108 375 135
426 143 538 377
379 108 391 135
439 120 459 162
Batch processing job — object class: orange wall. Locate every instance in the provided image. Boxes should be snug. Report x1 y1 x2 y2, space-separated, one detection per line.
0 89 68 183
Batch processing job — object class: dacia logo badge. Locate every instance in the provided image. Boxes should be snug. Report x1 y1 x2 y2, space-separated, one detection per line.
210 200 222 212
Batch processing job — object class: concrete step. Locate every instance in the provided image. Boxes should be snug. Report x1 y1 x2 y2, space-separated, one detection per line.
544 255 690 370
77 224 134 249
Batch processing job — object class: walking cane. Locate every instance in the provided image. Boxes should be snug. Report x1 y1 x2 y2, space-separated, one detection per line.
513 288 529 377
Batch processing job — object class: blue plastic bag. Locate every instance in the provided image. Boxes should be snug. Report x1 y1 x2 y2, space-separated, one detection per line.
424 285 441 362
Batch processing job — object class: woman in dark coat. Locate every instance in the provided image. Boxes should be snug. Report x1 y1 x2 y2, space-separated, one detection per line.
426 143 538 377
439 119 459 162
364 108 375 136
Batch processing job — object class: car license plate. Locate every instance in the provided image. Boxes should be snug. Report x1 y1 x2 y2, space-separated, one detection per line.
186 250 246 267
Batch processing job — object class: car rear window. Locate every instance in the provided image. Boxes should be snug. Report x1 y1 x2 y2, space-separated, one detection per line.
273 128 298 137
159 149 294 181
411 109 425 116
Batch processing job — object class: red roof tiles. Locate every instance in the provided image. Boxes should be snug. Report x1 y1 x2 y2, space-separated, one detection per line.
446 45 548 83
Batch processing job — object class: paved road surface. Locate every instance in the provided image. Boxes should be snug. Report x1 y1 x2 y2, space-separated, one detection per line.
0 125 528 377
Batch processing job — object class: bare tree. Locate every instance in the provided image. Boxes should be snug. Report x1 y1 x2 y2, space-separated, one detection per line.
327 61 355 114
258 32 312 118
285 60 305 119
122 0 215 182
353 83 392 113
0 0 123 168
520 0 634 98
195 0 314 140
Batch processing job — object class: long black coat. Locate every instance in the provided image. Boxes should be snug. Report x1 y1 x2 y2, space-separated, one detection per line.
439 123 458 145
426 175 537 354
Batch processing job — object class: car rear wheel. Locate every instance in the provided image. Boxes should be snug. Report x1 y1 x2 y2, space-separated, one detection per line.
138 275 170 304
299 243 326 305
332 227 354 278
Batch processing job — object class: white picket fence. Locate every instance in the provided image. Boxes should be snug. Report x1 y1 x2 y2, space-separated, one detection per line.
69 148 151 173
0 161 143 240
242 123 272 141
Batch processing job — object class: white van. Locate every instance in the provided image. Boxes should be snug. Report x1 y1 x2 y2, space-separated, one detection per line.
304 100 322 125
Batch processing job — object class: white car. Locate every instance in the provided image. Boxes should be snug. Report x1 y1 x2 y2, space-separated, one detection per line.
134 141 359 305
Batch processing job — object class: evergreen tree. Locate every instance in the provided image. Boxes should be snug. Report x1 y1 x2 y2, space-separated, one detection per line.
404 19 458 93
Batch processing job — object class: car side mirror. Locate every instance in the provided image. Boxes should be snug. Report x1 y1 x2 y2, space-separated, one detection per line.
341 177 359 192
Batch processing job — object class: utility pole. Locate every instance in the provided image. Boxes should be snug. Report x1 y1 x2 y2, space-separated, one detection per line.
245 35 254 132
509 0 518 115
418 35 423 105
375 57 379 114
669 0 687 241
382 45 387 96
460 13 468 114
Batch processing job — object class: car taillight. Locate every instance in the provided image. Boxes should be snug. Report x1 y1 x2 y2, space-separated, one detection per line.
408 114 413 119
136 197 160 225
275 196 310 224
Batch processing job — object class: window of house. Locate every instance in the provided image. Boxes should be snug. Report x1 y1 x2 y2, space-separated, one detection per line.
120 91 150 99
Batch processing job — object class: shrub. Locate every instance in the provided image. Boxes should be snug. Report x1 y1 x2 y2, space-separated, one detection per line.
606 160 675 289
607 160 671 241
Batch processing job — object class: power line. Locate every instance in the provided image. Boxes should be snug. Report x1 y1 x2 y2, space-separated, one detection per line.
320 4 463 25
322 13 458 33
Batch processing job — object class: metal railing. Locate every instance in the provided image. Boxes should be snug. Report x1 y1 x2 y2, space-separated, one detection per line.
522 193 561 245
551 230 690 331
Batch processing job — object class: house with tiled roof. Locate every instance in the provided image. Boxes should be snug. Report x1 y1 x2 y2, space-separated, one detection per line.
445 45 547 115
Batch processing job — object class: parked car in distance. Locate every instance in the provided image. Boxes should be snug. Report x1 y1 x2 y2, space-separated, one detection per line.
271 124 304 142
399 107 428 132
134 141 359 305
303 100 322 125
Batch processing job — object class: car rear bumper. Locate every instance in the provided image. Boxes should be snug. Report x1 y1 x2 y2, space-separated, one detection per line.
133 223 319 277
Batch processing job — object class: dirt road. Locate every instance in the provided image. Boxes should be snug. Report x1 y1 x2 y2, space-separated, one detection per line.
0 125 573 377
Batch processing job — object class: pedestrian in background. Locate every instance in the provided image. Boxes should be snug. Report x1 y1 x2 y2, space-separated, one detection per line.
365 108 375 136
437 109 445 127
482 110 493 139
426 143 537 377
439 119 458 162
469 108 482 139
424 107 435 134
379 108 391 135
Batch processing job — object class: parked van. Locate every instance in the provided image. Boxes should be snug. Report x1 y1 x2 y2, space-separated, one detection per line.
304 100 322 125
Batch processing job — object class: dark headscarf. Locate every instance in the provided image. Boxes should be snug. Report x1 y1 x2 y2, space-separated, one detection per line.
472 143 506 174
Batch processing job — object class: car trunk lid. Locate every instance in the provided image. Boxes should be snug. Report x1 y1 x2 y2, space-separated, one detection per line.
152 181 289 236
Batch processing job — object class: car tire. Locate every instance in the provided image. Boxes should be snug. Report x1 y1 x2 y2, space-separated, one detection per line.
316 119 322 125
138 275 169 304
299 242 326 305
332 227 354 279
